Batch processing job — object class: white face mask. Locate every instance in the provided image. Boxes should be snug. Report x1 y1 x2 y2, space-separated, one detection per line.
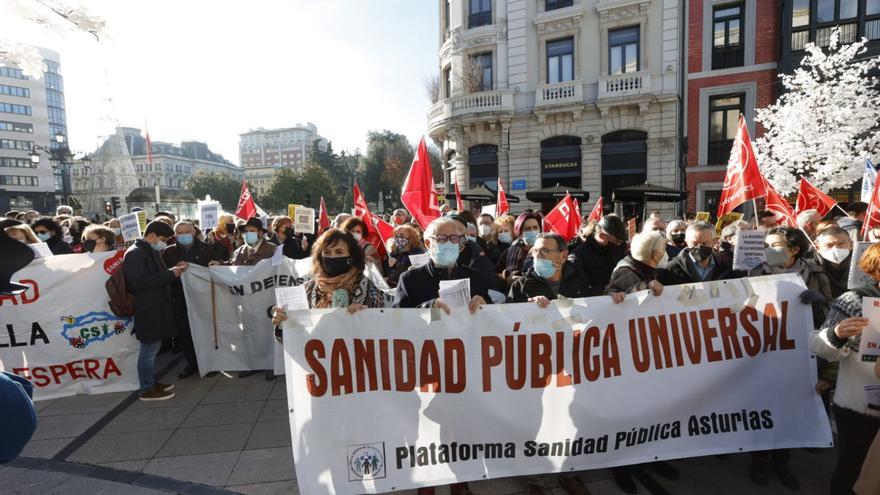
352 232 362 242
478 224 492 237
819 247 850 265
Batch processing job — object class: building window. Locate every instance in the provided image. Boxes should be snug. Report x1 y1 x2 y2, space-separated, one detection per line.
0 84 30 98
0 102 31 115
546 0 574 11
472 52 493 91
547 37 575 84
469 0 492 28
0 175 38 186
443 65 453 98
712 3 744 69
0 67 27 80
609 27 639 75
0 139 33 150
708 93 744 165
541 136 582 190
601 131 647 219
443 0 451 34
0 121 33 133
0 157 35 167
468 144 498 188
46 89 64 109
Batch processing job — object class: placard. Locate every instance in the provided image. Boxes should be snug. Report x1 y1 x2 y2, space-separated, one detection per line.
848 242 875 289
860 297 880 360
295 207 316 235
136 210 147 233
119 213 142 242
481 204 497 216
199 201 220 231
732 230 767 271
715 212 743 235
288 204 303 220
696 212 711 222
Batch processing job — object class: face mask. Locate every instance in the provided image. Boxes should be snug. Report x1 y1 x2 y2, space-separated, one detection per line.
671 233 686 245
523 231 539 246
431 242 460 267
112 228 121 236
466 235 477 244
63 234 73 244
83 239 97 252
225 223 235 234
395 236 410 250
36 232 51 242
352 232 362 242
690 245 714 262
764 246 790 267
177 234 194 246
819 247 850 265
151 240 167 251
478 224 492 237
498 232 513 244
244 232 260 245
394 217 404 225
322 256 352 277
533 258 557 279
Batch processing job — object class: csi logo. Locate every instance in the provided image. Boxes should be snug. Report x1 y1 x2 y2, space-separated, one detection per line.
347 443 386 482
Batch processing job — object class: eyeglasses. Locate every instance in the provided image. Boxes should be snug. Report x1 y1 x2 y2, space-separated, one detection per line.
431 235 463 244
530 247 563 257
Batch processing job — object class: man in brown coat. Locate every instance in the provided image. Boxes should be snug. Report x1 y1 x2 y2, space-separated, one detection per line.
226 217 276 266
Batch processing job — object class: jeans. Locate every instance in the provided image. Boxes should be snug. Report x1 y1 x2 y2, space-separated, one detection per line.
137 340 162 392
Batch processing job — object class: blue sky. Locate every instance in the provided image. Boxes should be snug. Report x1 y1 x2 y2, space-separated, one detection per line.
14 0 440 162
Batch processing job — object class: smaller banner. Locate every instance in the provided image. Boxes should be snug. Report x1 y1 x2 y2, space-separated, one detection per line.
288 204 303 220
715 212 743 235
860 297 880 360
732 230 766 271
119 213 142 242
199 201 221 231
695 212 710 222
136 210 148 232
295 207 316 235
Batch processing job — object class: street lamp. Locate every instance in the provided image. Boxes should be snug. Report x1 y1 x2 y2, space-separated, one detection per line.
29 132 79 208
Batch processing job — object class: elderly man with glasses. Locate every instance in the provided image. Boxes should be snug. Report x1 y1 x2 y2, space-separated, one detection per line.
506 233 591 307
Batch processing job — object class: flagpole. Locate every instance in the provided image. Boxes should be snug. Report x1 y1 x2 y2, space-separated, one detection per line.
834 204 852 218
752 199 760 222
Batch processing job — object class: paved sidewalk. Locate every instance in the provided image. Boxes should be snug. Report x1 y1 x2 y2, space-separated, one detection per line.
0 352 839 494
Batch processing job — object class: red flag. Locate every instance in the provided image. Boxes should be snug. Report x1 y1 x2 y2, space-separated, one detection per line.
862 171 880 239
763 180 797 227
717 115 767 217
569 197 582 237
587 197 604 222
497 178 510 216
795 178 837 216
371 216 395 246
353 183 387 259
400 137 440 229
318 196 330 234
543 194 577 241
234 181 257 220
454 180 464 212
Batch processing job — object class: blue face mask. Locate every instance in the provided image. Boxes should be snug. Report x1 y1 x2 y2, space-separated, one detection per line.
36 232 52 242
244 231 260 245
177 234 194 246
533 258 557 279
523 231 539 246
431 242 460 267
151 240 167 251
466 236 477 244
498 232 513 244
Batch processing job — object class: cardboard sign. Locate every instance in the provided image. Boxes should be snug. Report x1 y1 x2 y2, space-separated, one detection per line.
198 201 220 231
715 212 744 235
848 242 875 289
119 213 142 242
696 212 711 222
136 210 147 233
294 207 316 235
859 297 880 360
481 204 496 216
287 204 303 220
732 230 767 271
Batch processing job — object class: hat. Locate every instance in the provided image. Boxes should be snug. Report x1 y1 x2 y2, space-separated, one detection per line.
597 215 626 242
514 212 543 237
0 231 35 295
238 217 266 232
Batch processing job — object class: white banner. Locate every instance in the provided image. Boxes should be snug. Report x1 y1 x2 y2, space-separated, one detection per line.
0 252 140 400
182 258 310 375
283 273 833 495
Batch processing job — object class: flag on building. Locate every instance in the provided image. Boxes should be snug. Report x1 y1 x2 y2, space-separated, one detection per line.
795 177 837 216
497 178 510 216
861 158 878 203
717 115 767 217
400 137 440 229
543 193 577 241
234 181 257 220
588 196 604 222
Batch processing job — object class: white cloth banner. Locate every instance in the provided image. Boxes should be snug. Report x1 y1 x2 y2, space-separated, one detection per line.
0 252 140 400
182 258 311 375
283 273 833 495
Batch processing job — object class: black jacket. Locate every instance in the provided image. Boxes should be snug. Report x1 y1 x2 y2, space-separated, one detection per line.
46 235 72 255
271 233 314 260
162 239 221 305
123 239 178 343
606 256 657 294
458 241 499 291
393 261 492 308
568 236 626 295
656 249 737 286
507 262 591 302
815 253 852 299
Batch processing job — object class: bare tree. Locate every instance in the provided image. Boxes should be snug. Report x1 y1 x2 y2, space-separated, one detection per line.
457 56 486 94
423 74 440 104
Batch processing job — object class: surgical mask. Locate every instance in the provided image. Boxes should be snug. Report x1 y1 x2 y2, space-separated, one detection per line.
533 258 557 279
466 235 477 244
523 231 539 246
819 247 850 265
83 239 97 252
321 256 353 277
36 232 52 242
244 232 260 245
689 245 714 262
671 233 686 245
765 246 790 267
177 234 194 246
478 224 492 237
431 242 460 267
151 240 167 251
112 228 121 236
352 232 362 242
498 232 513 244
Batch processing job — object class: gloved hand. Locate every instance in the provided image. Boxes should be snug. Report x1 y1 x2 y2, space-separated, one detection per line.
799 289 826 305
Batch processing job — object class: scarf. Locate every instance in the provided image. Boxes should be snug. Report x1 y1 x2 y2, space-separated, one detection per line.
313 268 360 308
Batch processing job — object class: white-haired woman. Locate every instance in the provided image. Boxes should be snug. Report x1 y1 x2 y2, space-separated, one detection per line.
606 230 666 301
665 219 687 258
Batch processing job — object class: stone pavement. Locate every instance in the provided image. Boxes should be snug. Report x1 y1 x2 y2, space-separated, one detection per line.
0 352 838 494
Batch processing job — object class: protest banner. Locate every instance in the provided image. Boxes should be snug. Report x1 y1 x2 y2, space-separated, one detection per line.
848 241 874 289
199 201 221 231
0 252 140 400
295 207 316 235
288 204 303 219
732 230 766 271
860 297 880 360
282 273 832 495
119 212 142 242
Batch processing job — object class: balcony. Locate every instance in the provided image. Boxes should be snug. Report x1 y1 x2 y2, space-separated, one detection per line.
598 71 651 100
535 80 583 107
427 90 514 135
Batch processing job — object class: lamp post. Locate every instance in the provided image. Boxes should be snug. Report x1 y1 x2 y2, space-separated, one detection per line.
29 131 77 208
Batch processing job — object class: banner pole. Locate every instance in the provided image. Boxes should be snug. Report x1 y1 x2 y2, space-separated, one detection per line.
752 199 760 221
834 204 852 218
210 278 219 350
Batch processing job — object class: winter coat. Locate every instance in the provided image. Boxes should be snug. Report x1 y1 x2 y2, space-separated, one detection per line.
568 235 626 296
393 261 492 309
459 241 500 292
384 247 426 285
749 258 833 328
45 235 72 255
497 238 532 275
656 249 738 286
506 262 591 302
227 240 276 266
162 239 221 306
815 252 852 299
123 239 178 343
606 256 657 294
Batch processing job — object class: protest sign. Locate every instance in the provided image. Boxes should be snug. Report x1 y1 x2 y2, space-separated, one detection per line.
715 212 743 235
288 204 303 219
0 252 140 400
295 207 316 235
136 210 147 232
30 242 53 258
848 242 875 289
732 230 766 271
119 212 142 242
696 212 710 222
283 273 832 495
199 201 221 231
860 297 880 360
481 204 496 216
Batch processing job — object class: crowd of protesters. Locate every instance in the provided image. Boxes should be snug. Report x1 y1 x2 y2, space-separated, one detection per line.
2 201 880 495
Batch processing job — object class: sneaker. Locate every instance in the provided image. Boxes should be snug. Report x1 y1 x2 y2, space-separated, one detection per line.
558 474 592 495
139 387 175 401
749 458 770 486
772 463 800 490
156 382 174 391
611 467 637 494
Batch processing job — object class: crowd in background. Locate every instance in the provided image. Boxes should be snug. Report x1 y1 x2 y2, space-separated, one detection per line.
3 201 880 495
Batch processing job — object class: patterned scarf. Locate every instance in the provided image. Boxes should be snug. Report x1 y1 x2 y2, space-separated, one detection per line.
313 268 360 308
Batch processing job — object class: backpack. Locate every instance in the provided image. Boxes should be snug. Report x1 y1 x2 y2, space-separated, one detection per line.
105 267 135 317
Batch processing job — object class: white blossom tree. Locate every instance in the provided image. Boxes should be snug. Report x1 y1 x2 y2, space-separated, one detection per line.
754 28 880 195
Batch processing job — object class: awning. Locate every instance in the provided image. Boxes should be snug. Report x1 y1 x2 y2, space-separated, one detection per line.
612 183 687 203
525 184 590 202
458 183 520 203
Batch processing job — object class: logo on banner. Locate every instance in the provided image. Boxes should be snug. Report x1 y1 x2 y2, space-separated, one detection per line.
61 311 131 349
347 443 386 481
